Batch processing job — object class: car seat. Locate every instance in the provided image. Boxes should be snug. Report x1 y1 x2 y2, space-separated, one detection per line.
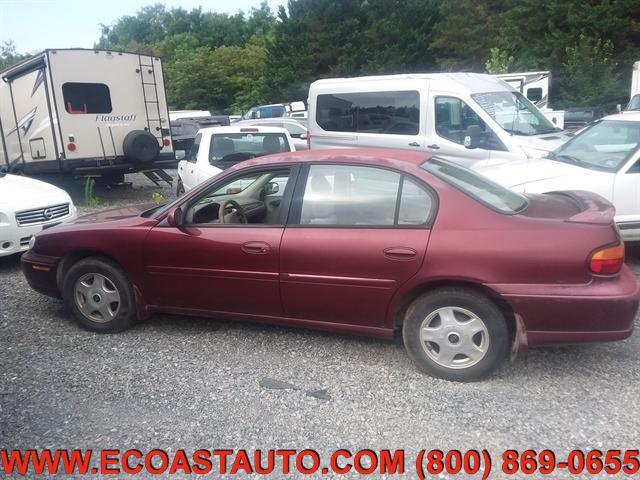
262 135 283 154
301 173 337 224
212 137 235 159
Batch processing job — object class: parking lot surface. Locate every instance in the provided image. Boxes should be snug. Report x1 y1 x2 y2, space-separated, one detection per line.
1 171 639 478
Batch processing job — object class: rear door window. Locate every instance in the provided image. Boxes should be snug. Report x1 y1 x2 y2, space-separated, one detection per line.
62 83 112 114
422 157 528 213
298 164 434 226
316 91 420 135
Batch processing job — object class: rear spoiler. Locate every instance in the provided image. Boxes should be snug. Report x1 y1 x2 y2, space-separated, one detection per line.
546 190 615 225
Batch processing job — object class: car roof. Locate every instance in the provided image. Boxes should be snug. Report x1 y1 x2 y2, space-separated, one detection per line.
311 73 513 95
198 125 290 135
602 111 640 121
228 148 431 171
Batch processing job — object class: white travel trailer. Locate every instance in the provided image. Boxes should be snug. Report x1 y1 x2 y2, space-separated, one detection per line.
308 73 572 167
0 49 174 182
493 71 565 128
624 60 640 111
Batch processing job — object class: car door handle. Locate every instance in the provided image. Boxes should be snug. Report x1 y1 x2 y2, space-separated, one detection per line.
383 247 417 261
408 142 420 147
427 144 440 149
241 241 270 254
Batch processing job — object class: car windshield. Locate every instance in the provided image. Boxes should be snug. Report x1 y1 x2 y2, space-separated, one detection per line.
549 119 640 172
472 91 557 135
422 157 528 214
209 133 289 164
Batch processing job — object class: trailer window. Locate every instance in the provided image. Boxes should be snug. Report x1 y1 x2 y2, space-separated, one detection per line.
62 83 112 114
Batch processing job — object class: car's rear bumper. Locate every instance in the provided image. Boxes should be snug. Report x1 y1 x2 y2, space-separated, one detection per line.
21 251 62 298
489 266 639 346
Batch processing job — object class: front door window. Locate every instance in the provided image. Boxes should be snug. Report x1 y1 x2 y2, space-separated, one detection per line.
185 168 292 225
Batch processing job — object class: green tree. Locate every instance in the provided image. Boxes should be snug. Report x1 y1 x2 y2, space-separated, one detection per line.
0 41 28 71
485 47 514 74
557 35 621 109
430 0 508 71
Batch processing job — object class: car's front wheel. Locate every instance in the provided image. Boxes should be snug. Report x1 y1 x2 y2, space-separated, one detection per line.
63 257 136 333
402 288 509 382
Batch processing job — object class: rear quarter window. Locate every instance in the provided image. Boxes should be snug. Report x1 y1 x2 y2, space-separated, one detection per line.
422 158 528 214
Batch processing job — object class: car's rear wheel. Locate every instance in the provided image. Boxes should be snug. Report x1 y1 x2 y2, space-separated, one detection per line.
402 288 509 382
176 179 185 197
63 257 135 333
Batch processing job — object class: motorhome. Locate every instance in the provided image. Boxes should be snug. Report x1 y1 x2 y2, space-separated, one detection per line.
624 61 640 111
0 49 174 182
493 71 565 128
308 73 572 167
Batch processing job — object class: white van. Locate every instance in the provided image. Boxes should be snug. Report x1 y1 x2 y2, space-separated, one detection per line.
493 71 565 128
308 73 573 167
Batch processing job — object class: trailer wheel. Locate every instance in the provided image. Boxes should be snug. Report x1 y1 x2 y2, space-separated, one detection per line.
123 130 160 163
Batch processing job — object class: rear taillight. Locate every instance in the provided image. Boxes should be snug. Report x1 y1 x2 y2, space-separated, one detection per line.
589 244 625 274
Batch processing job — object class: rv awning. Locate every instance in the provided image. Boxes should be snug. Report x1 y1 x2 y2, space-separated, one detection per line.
1 53 46 82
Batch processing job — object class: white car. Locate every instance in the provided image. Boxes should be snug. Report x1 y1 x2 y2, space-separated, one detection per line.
473 112 640 240
234 118 309 150
177 126 295 194
0 172 77 256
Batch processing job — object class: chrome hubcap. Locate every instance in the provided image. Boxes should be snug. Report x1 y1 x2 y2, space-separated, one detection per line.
420 306 489 369
74 273 120 323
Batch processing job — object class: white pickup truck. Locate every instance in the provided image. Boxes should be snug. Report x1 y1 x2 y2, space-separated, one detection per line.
176 126 295 195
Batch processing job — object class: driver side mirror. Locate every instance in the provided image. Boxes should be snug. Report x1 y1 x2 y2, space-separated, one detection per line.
464 125 483 149
167 207 184 228
616 104 622 113
175 150 186 160
264 181 280 195
463 125 482 148
299 132 308 141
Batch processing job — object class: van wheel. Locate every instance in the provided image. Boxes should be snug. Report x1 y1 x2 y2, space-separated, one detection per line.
176 179 185 196
402 288 509 382
63 257 136 333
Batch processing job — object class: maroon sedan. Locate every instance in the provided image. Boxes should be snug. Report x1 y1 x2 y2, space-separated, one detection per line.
22 150 639 381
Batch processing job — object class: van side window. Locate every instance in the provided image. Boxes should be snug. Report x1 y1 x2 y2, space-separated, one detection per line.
316 91 419 135
62 83 112 114
435 97 486 145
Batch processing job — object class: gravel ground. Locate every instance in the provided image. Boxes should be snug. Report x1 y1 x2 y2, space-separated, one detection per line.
1 170 639 478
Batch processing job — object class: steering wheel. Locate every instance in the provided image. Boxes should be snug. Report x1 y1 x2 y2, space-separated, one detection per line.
219 199 248 224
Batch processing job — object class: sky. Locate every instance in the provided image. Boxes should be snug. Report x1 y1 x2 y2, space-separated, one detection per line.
0 0 286 53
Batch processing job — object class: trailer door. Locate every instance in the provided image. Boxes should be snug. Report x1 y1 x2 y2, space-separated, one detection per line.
0 66 60 173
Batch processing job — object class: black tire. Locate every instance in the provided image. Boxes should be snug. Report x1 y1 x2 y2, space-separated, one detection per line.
176 179 185 197
62 257 136 333
123 130 160 163
402 288 509 382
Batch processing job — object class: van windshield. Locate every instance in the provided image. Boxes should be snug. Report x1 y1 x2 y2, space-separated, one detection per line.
471 91 557 136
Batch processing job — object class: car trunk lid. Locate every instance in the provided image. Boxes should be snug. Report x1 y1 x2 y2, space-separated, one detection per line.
521 190 615 225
